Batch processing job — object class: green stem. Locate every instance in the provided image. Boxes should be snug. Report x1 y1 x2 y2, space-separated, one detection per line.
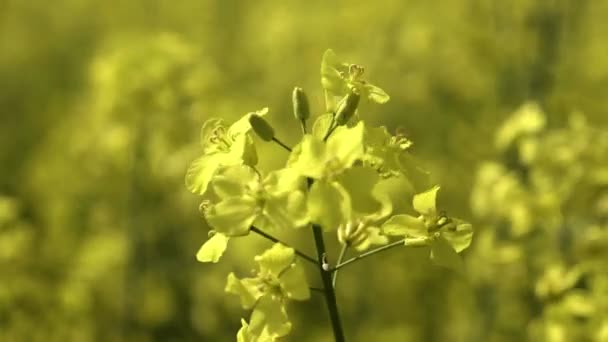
250 226 317 265
331 238 421 272
311 223 346 342
332 245 348 288
322 115 337 142
271 137 292 152
299 119 307 135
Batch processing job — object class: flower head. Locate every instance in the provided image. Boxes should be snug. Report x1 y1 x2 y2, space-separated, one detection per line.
185 108 268 195
227 244 310 340
382 186 473 272
321 49 390 111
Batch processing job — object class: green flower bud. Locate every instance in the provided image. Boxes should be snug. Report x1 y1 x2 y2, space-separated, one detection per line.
292 87 310 121
334 92 360 126
248 114 275 141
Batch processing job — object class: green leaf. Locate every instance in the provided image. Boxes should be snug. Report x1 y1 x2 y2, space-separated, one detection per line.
430 236 464 274
185 153 231 195
307 181 351 231
205 197 257 236
254 243 295 278
327 121 365 169
212 165 258 199
225 273 264 309
413 186 440 216
196 233 229 263
248 295 291 339
279 262 310 301
312 113 334 140
382 214 427 237
441 221 473 253
287 135 327 179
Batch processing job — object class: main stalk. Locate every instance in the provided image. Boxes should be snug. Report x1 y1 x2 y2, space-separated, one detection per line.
311 223 345 342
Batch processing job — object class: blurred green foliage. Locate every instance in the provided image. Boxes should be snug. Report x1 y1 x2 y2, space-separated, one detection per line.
1 0 607 341
469 103 608 342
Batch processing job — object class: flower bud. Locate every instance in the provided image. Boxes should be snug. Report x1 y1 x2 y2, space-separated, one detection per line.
292 87 310 121
337 220 367 247
249 114 275 141
334 92 360 126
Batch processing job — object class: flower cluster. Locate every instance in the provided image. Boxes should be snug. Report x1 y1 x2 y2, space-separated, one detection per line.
186 50 473 341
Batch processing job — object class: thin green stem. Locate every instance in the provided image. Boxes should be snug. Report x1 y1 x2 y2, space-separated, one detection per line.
332 245 349 288
331 238 422 272
271 137 292 152
311 223 346 342
251 166 263 180
250 226 317 265
322 115 337 142
299 119 307 135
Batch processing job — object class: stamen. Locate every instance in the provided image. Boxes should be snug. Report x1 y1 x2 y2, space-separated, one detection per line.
213 126 226 135
348 64 365 79
218 136 232 148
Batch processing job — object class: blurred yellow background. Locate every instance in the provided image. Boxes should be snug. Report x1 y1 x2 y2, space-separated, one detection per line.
1 1 607 341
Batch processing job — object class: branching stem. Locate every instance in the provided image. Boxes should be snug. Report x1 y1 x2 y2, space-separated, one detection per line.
250 226 317 265
330 238 421 272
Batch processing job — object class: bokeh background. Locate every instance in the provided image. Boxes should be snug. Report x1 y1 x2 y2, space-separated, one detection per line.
1 0 607 341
